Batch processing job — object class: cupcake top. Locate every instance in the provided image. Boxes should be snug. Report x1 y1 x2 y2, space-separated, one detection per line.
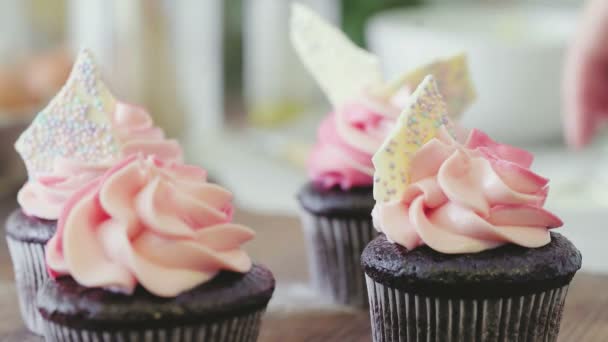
46 155 255 298
371 75 562 254
290 4 475 190
361 233 580 298
15 49 182 220
38 266 275 330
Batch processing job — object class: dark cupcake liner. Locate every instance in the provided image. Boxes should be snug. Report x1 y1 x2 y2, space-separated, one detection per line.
6 237 48 335
300 211 377 308
42 309 265 342
366 275 570 342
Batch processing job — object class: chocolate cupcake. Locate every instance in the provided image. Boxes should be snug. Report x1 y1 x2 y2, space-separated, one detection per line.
297 183 376 307
363 234 581 341
7 49 182 334
39 155 275 341
5 210 56 333
363 76 582 341
364 233 581 299
291 4 475 307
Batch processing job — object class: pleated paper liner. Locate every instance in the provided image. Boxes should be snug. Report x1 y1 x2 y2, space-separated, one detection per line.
6 237 48 335
300 211 377 308
366 276 569 342
42 309 265 342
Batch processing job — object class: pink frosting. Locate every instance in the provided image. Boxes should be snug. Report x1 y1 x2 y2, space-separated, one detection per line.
17 103 183 220
372 128 563 254
46 155 254 297
308 93 404 190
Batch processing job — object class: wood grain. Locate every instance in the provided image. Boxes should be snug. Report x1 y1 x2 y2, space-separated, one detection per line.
0 203 606 341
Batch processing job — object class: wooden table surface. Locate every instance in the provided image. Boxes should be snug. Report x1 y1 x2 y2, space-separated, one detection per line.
0 199 606 341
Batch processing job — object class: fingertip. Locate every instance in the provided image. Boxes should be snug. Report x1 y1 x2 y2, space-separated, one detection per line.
562 60 597 148
566 132 589 150
564 108 596 149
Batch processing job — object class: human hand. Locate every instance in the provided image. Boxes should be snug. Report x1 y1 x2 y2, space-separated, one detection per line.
563 0 608 148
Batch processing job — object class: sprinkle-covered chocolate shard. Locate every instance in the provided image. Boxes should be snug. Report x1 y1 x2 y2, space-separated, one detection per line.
385 54 476 118
290 3 384 108
15 49 118 179
372 75 451 203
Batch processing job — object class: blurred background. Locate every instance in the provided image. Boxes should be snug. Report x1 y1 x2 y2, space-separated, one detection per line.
0 0 605 272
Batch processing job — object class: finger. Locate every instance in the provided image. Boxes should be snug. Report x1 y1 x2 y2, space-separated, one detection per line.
563 0 608 148
563 50 596 148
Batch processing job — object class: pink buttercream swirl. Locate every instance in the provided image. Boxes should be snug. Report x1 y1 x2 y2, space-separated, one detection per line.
46 155 254 297
372 128 563 254
17 103 183 220
308 92 407 190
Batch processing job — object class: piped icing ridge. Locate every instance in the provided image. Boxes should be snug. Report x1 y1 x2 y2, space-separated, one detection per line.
290 4 475 190
46 155 254 297
308 95 399 190
372 76 562 254
15 49 182 220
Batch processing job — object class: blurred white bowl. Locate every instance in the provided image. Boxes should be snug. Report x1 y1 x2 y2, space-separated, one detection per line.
367 4 577 144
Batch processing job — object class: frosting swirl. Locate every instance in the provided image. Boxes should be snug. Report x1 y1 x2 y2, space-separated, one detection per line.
308 92 405 189
17 103 183 220
46 155 254 297
372 128 562 254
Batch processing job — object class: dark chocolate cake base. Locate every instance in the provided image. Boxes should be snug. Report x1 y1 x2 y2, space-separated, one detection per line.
297 182 375 218
362 233 582 298
297 182 376 308
362 233 582 342
38 264 275 342
6 208 57 243
5 208 57 335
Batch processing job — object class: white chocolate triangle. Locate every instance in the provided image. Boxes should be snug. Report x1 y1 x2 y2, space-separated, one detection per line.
290 3 383 108
15 49 119 179
372 75 451 202
387 54 475 118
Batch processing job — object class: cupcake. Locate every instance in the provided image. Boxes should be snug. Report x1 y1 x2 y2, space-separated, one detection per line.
291 4 475 307
39 155 275 341
6 49 182 334
362 75 582 341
